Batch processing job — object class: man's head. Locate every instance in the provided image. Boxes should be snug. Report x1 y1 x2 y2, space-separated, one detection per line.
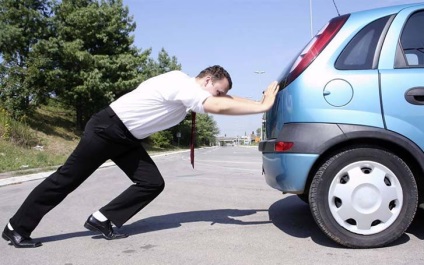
196 65 232 96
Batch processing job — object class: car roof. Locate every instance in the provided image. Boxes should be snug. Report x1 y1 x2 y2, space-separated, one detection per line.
346 3 424 18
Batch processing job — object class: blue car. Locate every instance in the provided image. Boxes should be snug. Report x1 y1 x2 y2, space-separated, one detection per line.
259 3 424 248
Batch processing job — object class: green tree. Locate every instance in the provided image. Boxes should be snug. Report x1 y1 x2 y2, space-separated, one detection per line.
0 0 51 118
155 47 181 74
195 113 219 146
148 130 173 149
30 0 150 130
168 113 219 147
144 48 181 77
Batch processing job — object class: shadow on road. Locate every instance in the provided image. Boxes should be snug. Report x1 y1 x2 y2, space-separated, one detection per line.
268 195 415 248
37 230 94 243
124 208 271 235
406 208 424 239
37 209 271 243
268 195 340 248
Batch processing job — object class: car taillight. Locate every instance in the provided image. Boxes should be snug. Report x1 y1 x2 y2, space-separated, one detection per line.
285 14 350 85
275 141 294 152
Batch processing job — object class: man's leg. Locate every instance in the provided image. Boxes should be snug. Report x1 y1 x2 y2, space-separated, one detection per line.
99 144 165 228
9 123 110 238
8 108 132 239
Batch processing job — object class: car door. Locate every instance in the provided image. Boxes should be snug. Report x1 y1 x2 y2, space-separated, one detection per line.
379 9 424 150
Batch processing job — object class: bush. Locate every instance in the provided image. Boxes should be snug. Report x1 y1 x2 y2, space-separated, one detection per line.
0 108 38 147
149 131 173 148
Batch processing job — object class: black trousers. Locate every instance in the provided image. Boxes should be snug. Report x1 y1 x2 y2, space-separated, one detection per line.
9 107 165 238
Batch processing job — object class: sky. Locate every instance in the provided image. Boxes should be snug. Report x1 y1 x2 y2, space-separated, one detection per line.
122 0 423 137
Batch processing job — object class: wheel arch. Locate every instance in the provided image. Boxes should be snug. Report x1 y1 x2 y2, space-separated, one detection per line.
303 127 424 202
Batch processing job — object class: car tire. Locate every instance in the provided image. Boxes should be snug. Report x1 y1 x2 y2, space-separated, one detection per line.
309 147 418 248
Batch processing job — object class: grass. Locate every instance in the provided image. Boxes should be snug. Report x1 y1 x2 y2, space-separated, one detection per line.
0 140 73 174
0 100 79 174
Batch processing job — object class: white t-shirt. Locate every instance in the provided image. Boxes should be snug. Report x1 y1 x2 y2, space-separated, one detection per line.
110 71 211 139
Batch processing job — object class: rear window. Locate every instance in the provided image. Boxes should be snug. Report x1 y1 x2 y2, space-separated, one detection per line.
335 16 392 70
395 10 424 68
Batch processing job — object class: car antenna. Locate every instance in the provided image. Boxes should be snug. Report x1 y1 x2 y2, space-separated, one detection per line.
332 0 341 16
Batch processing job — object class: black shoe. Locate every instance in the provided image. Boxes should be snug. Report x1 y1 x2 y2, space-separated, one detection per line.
2 225 42 248
84 215 128 240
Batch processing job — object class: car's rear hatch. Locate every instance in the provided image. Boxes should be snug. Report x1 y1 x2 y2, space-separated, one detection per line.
265 14 350 140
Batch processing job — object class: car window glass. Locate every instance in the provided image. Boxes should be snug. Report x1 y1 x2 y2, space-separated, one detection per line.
398 11 424 68
335 16 390 70
405 54 419 65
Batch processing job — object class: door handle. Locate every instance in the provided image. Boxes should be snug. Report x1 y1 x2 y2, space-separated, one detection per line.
405 87 424 105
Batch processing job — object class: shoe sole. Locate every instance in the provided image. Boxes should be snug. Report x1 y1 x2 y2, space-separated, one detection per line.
2 232 10 242
84 222 128 240
84 222 112 240
2 232 42 248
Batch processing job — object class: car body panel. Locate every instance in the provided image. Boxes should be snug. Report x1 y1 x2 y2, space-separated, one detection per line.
262 153 318 192
380 69 424 151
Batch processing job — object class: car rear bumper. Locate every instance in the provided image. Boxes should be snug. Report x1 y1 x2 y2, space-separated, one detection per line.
259 123 342 193
262 152 318 193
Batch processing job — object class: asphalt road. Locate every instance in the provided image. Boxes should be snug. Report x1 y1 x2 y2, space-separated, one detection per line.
1 146 424 265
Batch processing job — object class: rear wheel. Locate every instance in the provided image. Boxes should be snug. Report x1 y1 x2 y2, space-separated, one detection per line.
309 147 417 248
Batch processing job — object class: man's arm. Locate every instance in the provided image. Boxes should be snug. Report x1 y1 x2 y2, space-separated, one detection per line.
225 96 260 105
203 81 279 115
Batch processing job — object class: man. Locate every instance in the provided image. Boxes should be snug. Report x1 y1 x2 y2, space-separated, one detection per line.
2 65 279 248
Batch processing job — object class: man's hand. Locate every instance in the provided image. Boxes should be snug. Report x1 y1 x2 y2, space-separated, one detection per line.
261 81 279 111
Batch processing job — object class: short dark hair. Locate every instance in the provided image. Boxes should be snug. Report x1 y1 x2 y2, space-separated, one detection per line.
196 65 232 90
